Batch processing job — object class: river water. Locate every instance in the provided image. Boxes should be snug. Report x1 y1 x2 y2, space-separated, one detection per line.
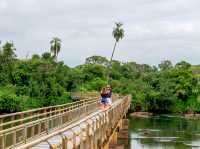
125 115 200 149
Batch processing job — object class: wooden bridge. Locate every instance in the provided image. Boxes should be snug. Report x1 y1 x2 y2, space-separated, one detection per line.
0 94 131 149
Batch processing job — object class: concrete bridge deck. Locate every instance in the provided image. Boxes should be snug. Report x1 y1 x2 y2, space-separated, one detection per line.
0 95 131 149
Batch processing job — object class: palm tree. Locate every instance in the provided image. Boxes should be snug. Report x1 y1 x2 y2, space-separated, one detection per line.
110 22 124 63
50 37 61 61
108 22 124 81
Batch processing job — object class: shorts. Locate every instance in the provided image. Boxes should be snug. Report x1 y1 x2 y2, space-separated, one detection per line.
106 98 112 105
101 97 108 104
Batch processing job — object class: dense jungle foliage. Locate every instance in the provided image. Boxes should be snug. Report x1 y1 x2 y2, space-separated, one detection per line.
0 41 200 113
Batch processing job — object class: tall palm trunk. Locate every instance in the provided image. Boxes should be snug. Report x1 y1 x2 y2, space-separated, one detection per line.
108 40 117 83
110 41 117 63
55 46 57 62
55 41 58 62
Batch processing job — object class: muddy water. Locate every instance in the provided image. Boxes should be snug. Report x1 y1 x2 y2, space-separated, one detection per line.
126 115 200 149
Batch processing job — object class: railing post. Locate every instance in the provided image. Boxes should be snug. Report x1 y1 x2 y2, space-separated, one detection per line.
0 118 3 131
13 131 16 147
24 125 28 144
38 122 41 135
0 135 4 149
46 117 49 134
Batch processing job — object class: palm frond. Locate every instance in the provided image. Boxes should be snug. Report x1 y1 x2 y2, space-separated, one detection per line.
112 22 124 42
50 37 62 60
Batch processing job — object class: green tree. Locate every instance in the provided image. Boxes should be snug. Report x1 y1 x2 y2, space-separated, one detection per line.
32 54 40 60
50 37 61 61
0 42 16 84
159 60 173 71
110 22 124 64
85 55 109 66
108 22 124 81
42 52 53 60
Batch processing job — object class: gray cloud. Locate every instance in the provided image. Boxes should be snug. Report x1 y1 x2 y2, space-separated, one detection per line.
0 0 200 67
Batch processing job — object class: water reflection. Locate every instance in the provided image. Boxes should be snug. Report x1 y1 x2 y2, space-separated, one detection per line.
128 115 200 149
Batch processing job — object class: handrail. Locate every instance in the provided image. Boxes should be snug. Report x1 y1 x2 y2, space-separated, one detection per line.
0 101 93 134
0 99 96 128
0 96 96 119
0 97 99 130
0 94 121 120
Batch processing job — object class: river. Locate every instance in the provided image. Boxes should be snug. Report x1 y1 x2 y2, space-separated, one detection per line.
123 115 200 149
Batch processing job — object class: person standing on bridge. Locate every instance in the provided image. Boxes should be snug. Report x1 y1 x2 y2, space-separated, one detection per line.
106 85 112 106
100 87 109 110
100 85 112 110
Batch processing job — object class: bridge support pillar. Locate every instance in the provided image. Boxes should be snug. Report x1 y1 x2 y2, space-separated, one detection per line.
103 143 109 149
62 138 67 149
84 135 93 149
50 144 57 149
110 131 118 145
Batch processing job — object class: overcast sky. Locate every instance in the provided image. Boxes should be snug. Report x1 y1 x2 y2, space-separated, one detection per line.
0 0 200 67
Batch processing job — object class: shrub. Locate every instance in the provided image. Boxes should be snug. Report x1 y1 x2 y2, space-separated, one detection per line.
0 93 22 113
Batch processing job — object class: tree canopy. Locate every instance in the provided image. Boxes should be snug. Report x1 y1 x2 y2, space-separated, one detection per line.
50 37 61 61
0 41 200 114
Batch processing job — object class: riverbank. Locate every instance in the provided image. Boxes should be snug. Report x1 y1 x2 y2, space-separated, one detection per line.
185 113 200 120
130 112 153 118
130 111 200 121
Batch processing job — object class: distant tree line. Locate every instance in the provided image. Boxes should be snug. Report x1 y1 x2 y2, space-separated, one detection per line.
0 40 200 113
